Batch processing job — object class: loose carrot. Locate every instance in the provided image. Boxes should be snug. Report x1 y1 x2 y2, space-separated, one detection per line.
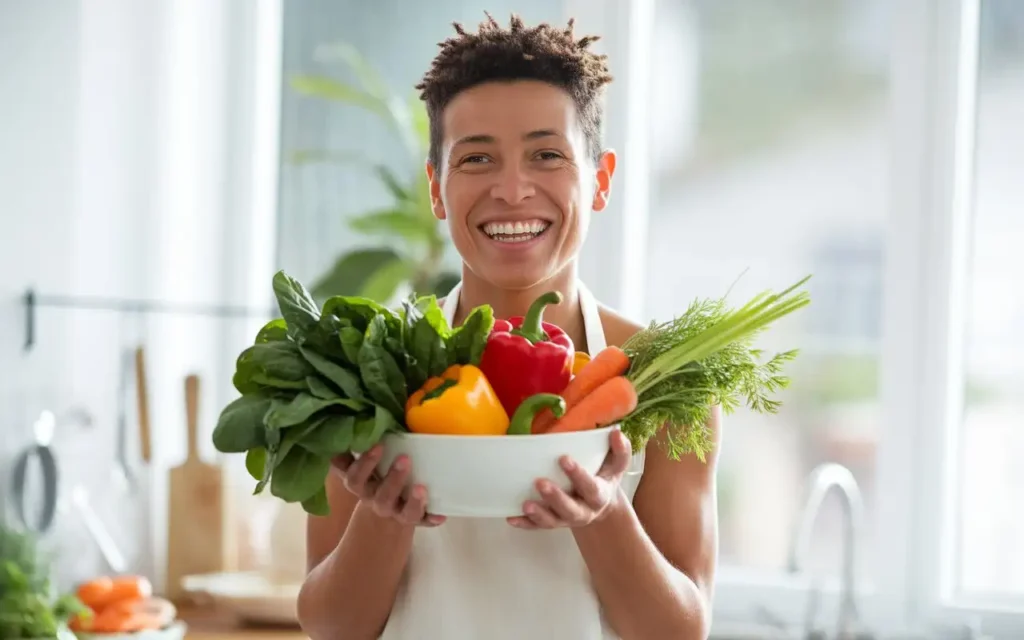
531 346 631 433
545 375 638 434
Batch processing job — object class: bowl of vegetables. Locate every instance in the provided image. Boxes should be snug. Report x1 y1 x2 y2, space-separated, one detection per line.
213 271 812 518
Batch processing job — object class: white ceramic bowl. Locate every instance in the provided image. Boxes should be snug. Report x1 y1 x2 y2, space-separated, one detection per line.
376 425 617 518
71 621 187 640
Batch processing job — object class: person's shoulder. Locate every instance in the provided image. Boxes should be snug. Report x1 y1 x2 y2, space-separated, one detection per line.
596 304 645 349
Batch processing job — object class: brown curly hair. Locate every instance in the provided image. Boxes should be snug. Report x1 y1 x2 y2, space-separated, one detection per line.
416 12 613 168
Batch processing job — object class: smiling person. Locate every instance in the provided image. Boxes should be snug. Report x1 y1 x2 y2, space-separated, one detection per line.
297 13 720 640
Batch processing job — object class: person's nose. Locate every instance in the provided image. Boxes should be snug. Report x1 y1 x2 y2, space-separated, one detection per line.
490 162 536 205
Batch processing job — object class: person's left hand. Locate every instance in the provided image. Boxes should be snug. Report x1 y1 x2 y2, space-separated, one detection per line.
508 429 633 530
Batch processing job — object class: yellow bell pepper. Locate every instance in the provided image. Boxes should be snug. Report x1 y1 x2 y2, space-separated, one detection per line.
571 351 591 376
405 365 510 435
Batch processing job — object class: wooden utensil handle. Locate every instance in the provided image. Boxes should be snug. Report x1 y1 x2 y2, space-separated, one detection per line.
185 375 200 462
135 347 152 464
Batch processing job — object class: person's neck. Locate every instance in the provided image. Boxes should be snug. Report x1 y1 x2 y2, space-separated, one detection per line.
454 263 587 351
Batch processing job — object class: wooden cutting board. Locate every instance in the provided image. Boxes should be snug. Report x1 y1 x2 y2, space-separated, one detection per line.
166 374 235 602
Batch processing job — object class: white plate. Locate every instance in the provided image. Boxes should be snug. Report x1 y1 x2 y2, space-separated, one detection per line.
181 571 300 626
72 621 188 640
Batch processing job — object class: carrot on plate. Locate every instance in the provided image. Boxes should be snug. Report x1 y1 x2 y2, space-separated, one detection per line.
544 375 638 434
532 346 631 433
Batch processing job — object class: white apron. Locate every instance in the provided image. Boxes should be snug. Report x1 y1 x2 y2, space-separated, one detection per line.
379 281 646 640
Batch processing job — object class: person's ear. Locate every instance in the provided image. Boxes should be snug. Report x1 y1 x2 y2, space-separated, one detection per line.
426 161 446 220
592 149 617 212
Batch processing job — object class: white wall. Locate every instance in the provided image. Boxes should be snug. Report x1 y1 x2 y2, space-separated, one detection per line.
0 0 280 593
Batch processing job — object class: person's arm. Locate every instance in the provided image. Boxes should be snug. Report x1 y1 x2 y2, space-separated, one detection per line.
573 407 721 639
296 447 442 640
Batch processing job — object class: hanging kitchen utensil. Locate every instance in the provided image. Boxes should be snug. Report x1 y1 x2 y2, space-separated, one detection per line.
9 410 60 534
113 346 137 490
71 484 127 573
132 345 156 582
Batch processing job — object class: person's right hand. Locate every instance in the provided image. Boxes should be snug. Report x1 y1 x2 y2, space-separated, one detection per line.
332 444 446 527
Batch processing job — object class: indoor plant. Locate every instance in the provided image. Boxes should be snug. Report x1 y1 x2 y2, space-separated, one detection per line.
0 521 86 639
289 42 460 303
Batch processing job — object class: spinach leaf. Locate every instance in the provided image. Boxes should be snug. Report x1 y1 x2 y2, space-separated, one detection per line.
265 393 367 430
321 295 399 334
339 326 364 363
270 446 331 503
302 486 330 516
299 345 366 401
254 446 275 494
213 396 271 453
305 375 338 400
234 341 316 393
272 270 321 340
351 404 401 454
357 316 408 421
299 414 356 456
245 447 267 482
256 318 289 343
447 304 495 366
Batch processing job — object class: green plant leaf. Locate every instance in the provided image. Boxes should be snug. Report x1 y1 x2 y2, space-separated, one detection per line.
313 41 390 99
310 248 402 300
348 208 437 245
409 91 430 153
360 258 414 302
374 165 411 201
265 393 367 430
245 447 267 481
290 75 386 117
302 486 330 516
270 446 331 503
212 396 272 453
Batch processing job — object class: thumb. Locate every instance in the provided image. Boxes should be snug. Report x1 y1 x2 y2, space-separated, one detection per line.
598 430 632 479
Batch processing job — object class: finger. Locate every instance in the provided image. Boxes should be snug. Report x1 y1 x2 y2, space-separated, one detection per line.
537 479 592 525
331 453 355 474
522 500 562 529
422 514 447 527
396 483 428 524
558 457 604 509
344 445 383 496
372 456 411 517
596 430 633 480
507 516 538 530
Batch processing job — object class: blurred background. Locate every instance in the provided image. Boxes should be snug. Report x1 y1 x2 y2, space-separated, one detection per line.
2 0 1022 638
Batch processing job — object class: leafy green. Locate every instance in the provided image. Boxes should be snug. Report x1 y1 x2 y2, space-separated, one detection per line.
621 275 812 461
0 523 88 639
213 269 495 516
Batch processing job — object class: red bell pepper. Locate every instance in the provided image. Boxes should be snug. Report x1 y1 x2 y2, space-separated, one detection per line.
478 291 575 417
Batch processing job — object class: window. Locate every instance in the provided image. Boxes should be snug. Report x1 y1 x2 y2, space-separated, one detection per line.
644 0 890 582
955 0 1024 601
621 0 1024 635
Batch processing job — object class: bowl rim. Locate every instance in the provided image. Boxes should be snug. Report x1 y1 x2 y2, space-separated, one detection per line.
383 423 620 442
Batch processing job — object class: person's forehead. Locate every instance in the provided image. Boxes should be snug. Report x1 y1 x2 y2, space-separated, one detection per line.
442 80 581 140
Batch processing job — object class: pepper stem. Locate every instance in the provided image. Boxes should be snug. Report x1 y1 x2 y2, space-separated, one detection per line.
422 378 459 402
506 393 566 435
510 291 563 344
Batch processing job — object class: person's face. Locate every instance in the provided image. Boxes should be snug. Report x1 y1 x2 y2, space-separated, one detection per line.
426 80 616 291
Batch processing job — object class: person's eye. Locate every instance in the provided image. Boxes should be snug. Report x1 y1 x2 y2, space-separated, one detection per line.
461 154 491 165
535 150 565 161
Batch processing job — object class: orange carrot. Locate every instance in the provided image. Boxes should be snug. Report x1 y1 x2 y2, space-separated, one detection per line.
545 375 638 434
531 346 631 433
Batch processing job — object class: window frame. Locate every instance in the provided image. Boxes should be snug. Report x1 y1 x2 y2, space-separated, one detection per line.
583 0 1024 636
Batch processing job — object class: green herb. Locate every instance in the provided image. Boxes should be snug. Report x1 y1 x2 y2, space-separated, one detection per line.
621 275 812 461
213 269 494 515
0 523 88 639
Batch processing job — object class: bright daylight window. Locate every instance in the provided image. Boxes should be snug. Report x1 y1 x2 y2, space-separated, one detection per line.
641 0 1024 632
957 0 1024 600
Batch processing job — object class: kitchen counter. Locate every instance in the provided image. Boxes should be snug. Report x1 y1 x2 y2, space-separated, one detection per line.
180 606 306 639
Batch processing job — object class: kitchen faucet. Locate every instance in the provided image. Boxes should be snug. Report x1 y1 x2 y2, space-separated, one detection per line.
787 462 868 639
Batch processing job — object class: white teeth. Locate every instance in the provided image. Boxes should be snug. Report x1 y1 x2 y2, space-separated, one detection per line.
482 220 550 242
